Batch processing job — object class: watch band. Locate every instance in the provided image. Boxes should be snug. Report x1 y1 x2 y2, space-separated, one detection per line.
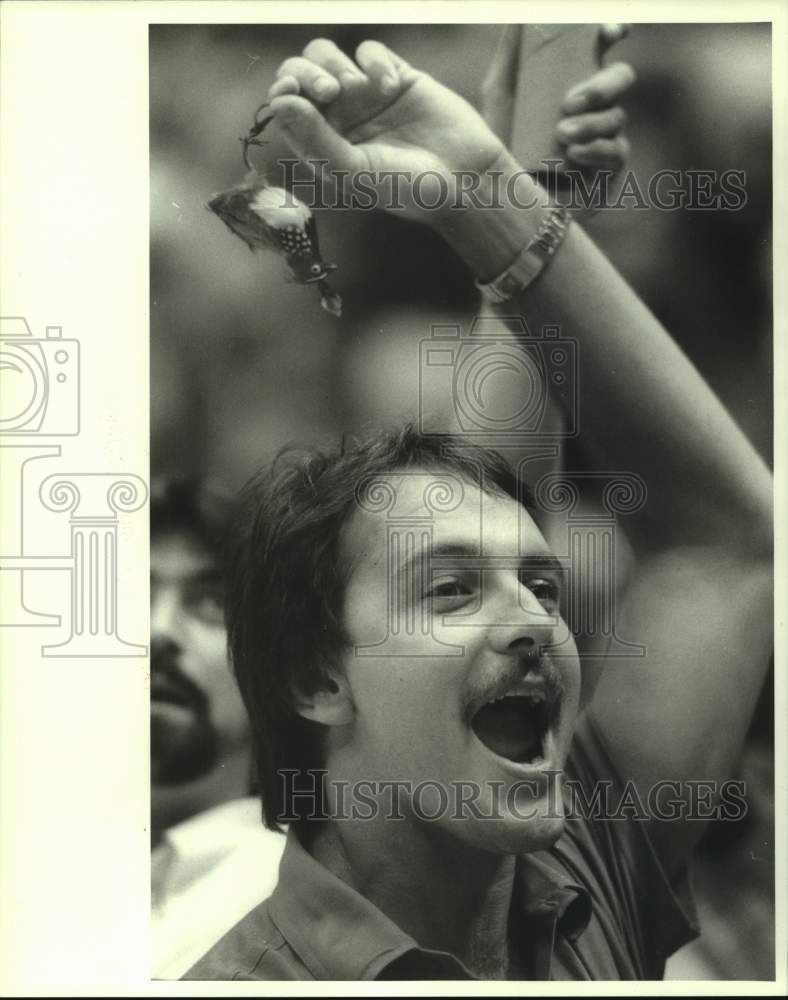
475 205 570 304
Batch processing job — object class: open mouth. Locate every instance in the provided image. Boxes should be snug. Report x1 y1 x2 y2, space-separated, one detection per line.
150 678 193 709
470 692 553 765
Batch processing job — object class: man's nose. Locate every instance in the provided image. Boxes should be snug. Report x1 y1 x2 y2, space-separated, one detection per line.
150 589 184 644
150 632 179 663
487 581 558 656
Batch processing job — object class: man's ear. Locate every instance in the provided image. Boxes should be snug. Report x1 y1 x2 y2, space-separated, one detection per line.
289 664 355 726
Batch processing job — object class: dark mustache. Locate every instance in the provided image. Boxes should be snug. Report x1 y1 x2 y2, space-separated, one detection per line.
471 652 565 725
539 654 564 727
150 649 207 713
515 652 564 727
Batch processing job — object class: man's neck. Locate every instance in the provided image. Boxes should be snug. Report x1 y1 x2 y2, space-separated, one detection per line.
151 747 251 849
309 814 519 979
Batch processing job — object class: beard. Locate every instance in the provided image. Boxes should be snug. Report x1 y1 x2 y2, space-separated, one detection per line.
150 654 221 786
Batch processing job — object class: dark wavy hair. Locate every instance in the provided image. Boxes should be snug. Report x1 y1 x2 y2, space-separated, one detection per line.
225 425 533 830
150 476 234 555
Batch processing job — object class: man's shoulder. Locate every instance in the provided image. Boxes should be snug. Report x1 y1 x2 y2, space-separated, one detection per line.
555 713 700 976
181 895 310 981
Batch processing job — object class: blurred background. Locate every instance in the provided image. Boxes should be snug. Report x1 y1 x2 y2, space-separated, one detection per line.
150 23 773 980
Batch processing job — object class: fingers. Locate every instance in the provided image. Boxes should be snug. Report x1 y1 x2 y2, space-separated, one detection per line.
598 22 630 55
269 38 417 107
268 74 299 100
355 39 412 96
302 37 365 86
558 54 634 175
266 38 416 167
276 56 341 102
565 135 631 171
268 94 364 173
562 61 636 114
556 106 627 145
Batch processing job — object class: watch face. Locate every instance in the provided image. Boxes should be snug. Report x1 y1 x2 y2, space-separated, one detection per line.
476 278 509 304
534 208 570 254
501 273 522 296
477 208 571 303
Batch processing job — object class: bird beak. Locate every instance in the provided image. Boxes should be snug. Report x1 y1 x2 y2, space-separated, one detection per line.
303 263 338 283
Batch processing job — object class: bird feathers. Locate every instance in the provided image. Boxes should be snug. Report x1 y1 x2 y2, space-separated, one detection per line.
207 171 342 315
250 186 312 228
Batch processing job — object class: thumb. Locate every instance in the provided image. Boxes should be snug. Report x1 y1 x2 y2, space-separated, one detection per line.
270 95 363 174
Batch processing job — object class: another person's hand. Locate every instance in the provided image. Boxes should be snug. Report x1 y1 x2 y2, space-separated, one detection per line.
480 24 635 179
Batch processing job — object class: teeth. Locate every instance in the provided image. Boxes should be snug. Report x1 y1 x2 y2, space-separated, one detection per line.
486 690 546 706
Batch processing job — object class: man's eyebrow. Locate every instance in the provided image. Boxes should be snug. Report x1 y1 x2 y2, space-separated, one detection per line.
515 554 566 575
187 567 223 584
430 552 565 575
396 541 480 577
150 567 223 584
397 543 565 574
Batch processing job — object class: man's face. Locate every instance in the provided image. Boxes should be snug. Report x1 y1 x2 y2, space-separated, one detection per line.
335 469 581 854
150 532 248 786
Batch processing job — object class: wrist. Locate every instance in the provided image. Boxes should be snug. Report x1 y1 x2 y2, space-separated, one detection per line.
433 148 551 281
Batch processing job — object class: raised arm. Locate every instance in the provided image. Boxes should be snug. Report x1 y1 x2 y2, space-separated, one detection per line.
267 38 773 869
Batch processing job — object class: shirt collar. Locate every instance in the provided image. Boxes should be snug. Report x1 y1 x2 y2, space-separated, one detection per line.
515 850 592 942
164 797 263 859
268 827 591 980
268 828 425 980
153 797 264 902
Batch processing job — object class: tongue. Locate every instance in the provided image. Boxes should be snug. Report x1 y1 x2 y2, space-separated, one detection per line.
472 697 542 762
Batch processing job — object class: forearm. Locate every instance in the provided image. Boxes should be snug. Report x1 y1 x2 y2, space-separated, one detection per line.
437 155 772 555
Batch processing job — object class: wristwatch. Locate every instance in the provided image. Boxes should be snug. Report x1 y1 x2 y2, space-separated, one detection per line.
475 205 570 304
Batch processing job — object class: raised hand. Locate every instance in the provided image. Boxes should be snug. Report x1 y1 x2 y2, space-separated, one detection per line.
267 39 507 223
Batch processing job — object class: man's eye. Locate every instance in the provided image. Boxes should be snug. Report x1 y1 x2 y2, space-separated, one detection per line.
424 577 474 606
196 595 224 623
429 579 466 597
187 585 225 624
521 577 561 613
